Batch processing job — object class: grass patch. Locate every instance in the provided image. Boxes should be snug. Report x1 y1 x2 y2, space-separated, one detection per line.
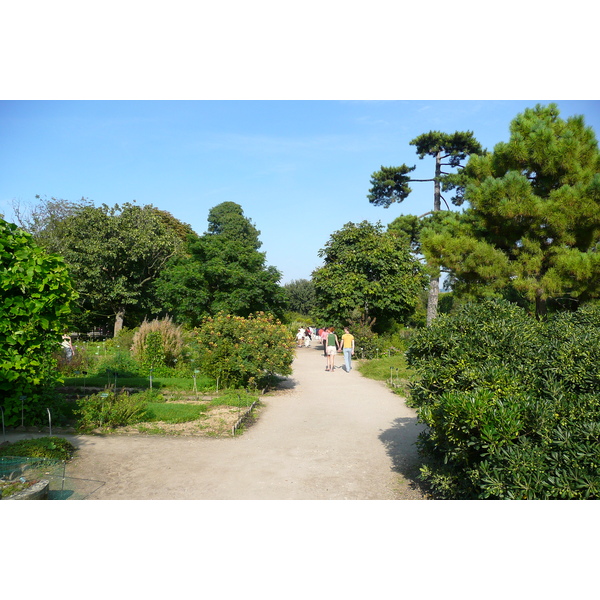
357 354 413 395
63 373 215 391
144 402 209 424
209 390 259 408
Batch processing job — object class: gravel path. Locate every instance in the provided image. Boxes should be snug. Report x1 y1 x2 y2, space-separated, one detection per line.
6 346 428 499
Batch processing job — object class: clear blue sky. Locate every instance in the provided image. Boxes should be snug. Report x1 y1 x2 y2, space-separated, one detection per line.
1 100 599 283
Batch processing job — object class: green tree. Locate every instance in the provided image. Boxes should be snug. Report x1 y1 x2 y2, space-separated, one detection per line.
422 104 600 318
50 202 185 335
155 202 287 326
283 279 316 315
368 131 483 324
312 221 425 331
0 218 77 426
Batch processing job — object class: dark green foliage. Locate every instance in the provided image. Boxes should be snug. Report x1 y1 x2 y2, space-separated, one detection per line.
28 200 186 335
423 104 600 318
283 279 316 315
155 202 287 326
0 436 76 461
407 299 600 499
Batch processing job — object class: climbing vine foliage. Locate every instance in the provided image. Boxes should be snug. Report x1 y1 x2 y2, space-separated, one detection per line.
0 218 77 426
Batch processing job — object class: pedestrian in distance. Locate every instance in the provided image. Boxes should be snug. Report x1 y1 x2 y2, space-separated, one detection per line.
325 327 339 372
304 327 312 347
320 327 328 357
296 327 305 348
339 326 355 372
61 333 75 362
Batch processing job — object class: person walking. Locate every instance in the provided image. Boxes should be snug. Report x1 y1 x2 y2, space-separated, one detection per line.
340 326 355 372
320 327 328 357
325 327 339 372
296 327 305 348
304 327 312 347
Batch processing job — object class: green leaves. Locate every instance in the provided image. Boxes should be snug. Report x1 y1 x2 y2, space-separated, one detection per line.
0 218 76 426
193 312 295 389
155 203 287 326
432 104 600 317
408 299 600 499
312 221 425 330
367 165 415 208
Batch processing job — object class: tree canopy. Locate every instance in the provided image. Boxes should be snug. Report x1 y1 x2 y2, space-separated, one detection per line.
312 221 425 331
33 201 187 335
155 202 287 326
422 104 600 317
283 279 317 316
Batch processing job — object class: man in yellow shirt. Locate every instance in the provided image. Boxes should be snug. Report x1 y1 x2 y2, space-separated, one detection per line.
340 327 355 372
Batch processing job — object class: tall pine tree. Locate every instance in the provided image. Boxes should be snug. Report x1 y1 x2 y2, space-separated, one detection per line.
368 131 482 324
422 104 600 318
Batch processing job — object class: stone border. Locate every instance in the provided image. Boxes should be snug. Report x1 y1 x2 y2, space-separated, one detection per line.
3 480 50 500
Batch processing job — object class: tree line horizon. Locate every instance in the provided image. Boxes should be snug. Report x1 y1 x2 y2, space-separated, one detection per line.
5 102 600 339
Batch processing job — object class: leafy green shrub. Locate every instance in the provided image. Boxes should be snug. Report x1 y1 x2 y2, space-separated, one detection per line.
75 387 148 431
0 218 77 427
95 351 143 378
406 299 600 499
0 436 76 461
193 312 295 388
104 326 137 352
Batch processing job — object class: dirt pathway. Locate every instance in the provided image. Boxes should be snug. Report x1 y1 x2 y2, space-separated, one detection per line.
6 346 428 499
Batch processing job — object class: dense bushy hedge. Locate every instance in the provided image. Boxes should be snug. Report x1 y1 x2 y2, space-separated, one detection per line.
406 300 600 499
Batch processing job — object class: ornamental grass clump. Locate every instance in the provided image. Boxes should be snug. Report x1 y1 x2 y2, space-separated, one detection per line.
131 316 184 371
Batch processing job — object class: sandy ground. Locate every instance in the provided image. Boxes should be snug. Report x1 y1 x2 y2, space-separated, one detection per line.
3 346 428 500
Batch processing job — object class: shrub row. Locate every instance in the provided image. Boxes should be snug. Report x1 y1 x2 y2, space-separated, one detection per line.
406 299 600 499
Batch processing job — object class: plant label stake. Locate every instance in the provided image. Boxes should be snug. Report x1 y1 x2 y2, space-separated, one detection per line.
20 395 26 427
47 407 52 436
193 369 199 394
100 392 109 427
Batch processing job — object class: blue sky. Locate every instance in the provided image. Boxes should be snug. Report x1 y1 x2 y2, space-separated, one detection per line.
1 100 599 283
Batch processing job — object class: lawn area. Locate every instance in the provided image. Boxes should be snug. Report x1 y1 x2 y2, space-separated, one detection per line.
63 373 215 392
357 352 413 395
144 402 209 423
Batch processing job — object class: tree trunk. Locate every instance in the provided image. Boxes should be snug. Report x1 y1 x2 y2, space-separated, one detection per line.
426 151 443 326
426 275 439 325
113 308 125 338
535 292 547 320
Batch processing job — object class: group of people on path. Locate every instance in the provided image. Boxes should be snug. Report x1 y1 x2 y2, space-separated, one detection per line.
320 326 355 373
296 325 356 372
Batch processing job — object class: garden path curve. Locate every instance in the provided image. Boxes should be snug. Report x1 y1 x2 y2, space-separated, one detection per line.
10 346 427 499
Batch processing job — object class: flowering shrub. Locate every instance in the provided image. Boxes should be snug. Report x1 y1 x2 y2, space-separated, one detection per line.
193 312 295 388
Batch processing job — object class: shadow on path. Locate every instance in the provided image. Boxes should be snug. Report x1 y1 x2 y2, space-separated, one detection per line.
379 416 430 498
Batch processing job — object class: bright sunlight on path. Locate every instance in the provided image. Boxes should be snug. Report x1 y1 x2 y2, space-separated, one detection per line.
14 346 427 499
